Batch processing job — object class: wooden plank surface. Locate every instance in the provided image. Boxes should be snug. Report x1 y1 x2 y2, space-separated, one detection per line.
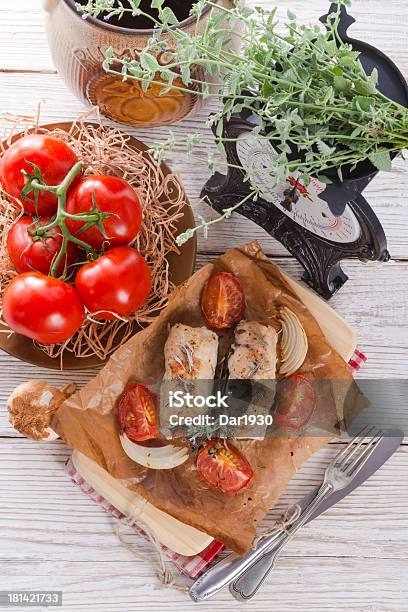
0 440 407 612
0 1 407 610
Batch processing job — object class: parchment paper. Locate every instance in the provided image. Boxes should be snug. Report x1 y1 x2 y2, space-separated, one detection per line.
52 242 362 554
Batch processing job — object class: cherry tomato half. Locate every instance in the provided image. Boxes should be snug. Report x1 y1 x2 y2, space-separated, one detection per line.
273 375 317 430
0 134 80 215
2 272 85 344
75 246 151 320
7 216 79 277
66 175 143 250
118 384 158 442
196 439 254 494
201 272 245 330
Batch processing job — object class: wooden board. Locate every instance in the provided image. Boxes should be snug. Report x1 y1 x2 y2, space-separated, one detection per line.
71 451 213 557
281 271 357 362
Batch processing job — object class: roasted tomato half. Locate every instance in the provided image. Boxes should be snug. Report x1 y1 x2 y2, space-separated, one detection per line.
201 272 245 330
196 439 254 494
118 384 158 442
273 375 317 430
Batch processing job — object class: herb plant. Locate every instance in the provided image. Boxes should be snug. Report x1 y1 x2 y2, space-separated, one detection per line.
77 0 408 244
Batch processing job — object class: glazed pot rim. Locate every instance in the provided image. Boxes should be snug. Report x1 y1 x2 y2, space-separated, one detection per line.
65 0 216 35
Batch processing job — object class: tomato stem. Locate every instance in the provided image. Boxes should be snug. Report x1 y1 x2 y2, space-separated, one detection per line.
25 161 110 279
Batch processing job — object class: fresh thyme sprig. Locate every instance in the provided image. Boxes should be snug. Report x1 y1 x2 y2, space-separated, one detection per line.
77 0 408 245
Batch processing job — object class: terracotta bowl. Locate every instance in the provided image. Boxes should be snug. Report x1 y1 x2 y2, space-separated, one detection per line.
0 122 197 370
43 0 237 128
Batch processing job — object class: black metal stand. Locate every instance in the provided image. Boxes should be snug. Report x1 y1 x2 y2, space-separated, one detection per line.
201 3 407 299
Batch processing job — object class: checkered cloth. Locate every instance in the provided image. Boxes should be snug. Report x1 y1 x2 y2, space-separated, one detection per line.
65 458 224 578
65 349 366 578
348 349 367 371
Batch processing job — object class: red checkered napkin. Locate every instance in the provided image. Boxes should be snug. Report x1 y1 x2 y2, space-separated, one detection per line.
65 349 366 578
348 349 367 371
64 458 224 578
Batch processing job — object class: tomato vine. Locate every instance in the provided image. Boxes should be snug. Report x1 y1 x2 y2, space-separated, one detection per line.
22 162 112 278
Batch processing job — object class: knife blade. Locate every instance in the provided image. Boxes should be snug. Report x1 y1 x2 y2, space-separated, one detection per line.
189 429 403 602
229 428 404 600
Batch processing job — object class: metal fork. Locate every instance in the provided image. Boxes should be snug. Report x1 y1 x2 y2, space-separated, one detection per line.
189 425 384 602
229 426 385 601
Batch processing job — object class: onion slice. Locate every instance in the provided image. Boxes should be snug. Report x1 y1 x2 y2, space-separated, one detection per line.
279 307 308 377
120 434 189 470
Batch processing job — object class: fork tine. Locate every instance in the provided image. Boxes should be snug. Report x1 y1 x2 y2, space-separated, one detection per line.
333 424 373 466
337 426 381 469
345 431 384 477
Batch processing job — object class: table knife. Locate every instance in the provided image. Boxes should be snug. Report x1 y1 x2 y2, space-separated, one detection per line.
189 430 403 602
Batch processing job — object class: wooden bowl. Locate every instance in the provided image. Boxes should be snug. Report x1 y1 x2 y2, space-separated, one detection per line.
0 122 197 370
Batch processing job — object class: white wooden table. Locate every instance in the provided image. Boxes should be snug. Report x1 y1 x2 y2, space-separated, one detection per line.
0 2 407 610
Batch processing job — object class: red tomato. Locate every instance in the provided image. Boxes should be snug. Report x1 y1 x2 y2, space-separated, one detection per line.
196 439 254 494
2 272 85 344
7 216 79 276
118 384 158 442
75 246 151 320
201 272 245 330
273 375 317 430
66 175 143 250
0 134 80 215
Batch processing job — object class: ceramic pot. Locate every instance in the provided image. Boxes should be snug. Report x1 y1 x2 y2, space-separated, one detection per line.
43 0 236 127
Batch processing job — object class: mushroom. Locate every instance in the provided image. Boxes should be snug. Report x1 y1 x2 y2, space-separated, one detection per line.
7 380 76 441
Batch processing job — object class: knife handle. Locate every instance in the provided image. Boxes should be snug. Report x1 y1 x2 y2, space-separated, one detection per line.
230 482 333 601
230 547 280 600
188 531 283 602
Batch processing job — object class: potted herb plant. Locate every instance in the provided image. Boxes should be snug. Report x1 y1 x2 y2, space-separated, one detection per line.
43 0 238 126
77 0 408 243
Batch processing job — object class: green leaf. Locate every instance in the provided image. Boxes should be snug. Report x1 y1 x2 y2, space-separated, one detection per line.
369 67 379 86
334 75 349 93
151 0 164 9
354 79 377 96
181 64 191 85
140 51 159 73
159 6 178 25
339 55 357 69
350 126 363 138
215 120 224 140
262 81 274 97
369 149 393 172
315 175 333 185
322 86 334 105
129 0 142 10
352 96 375 113
316 140 336 157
